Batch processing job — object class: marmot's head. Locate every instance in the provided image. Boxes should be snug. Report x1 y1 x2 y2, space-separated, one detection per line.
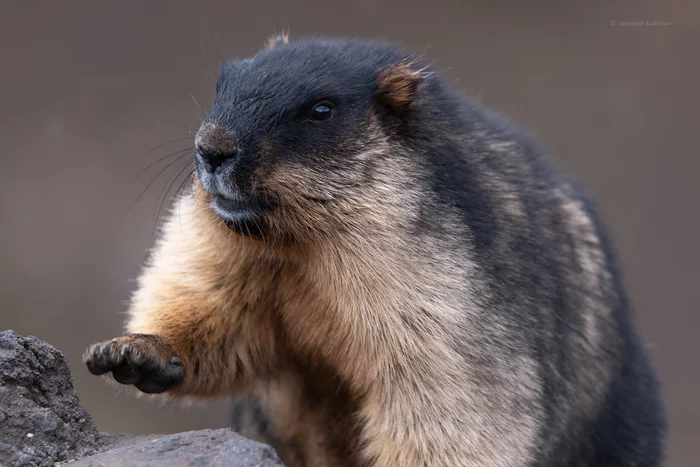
194 36 444 243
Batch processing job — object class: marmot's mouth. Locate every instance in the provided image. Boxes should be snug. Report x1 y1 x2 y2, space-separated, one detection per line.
210 194 270 238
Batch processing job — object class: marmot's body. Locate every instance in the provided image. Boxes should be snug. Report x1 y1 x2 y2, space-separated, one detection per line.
85 36 666 466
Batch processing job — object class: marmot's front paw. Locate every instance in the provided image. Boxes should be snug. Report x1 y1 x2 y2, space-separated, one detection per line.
83 334 185 394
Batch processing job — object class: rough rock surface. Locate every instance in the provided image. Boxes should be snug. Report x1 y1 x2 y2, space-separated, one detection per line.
0 330 100 466
69 429 283 467
0 331 284 467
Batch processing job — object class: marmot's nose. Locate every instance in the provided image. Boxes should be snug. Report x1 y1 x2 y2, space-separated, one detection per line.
196 143 238 173
194 123 238 173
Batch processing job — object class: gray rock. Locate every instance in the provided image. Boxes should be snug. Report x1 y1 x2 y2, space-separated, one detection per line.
0 331 284 466
69 429 283 467
0 330 100 466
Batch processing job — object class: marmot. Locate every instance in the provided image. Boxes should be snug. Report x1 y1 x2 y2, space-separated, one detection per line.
84 35 666 467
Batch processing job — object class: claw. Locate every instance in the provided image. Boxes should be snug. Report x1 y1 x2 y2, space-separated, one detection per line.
83 334 185 393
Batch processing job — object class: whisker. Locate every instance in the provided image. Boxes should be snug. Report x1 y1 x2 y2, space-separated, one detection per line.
187 56 217 81
191 93 207 118
150 162 195 249
210 24 226 66
117 156 190 227
158 122 200 133
136 137 194 159
177 169 197 232
153 158 193 221
141 148 193 174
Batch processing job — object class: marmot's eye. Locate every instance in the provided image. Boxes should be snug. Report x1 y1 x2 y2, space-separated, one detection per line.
309 102 333 121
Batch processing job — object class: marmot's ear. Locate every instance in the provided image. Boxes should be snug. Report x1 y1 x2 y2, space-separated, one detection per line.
377 60 428 111
266 32 289 49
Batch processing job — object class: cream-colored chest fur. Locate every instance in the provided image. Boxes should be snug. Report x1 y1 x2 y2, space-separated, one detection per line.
127 190 542 466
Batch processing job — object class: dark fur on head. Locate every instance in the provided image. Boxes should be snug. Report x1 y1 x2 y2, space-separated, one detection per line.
194 38 449 243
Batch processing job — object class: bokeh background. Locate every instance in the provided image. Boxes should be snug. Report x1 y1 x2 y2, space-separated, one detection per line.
1 1 697 465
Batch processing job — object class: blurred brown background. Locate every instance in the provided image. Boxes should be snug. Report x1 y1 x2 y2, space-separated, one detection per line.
1 1 697 465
